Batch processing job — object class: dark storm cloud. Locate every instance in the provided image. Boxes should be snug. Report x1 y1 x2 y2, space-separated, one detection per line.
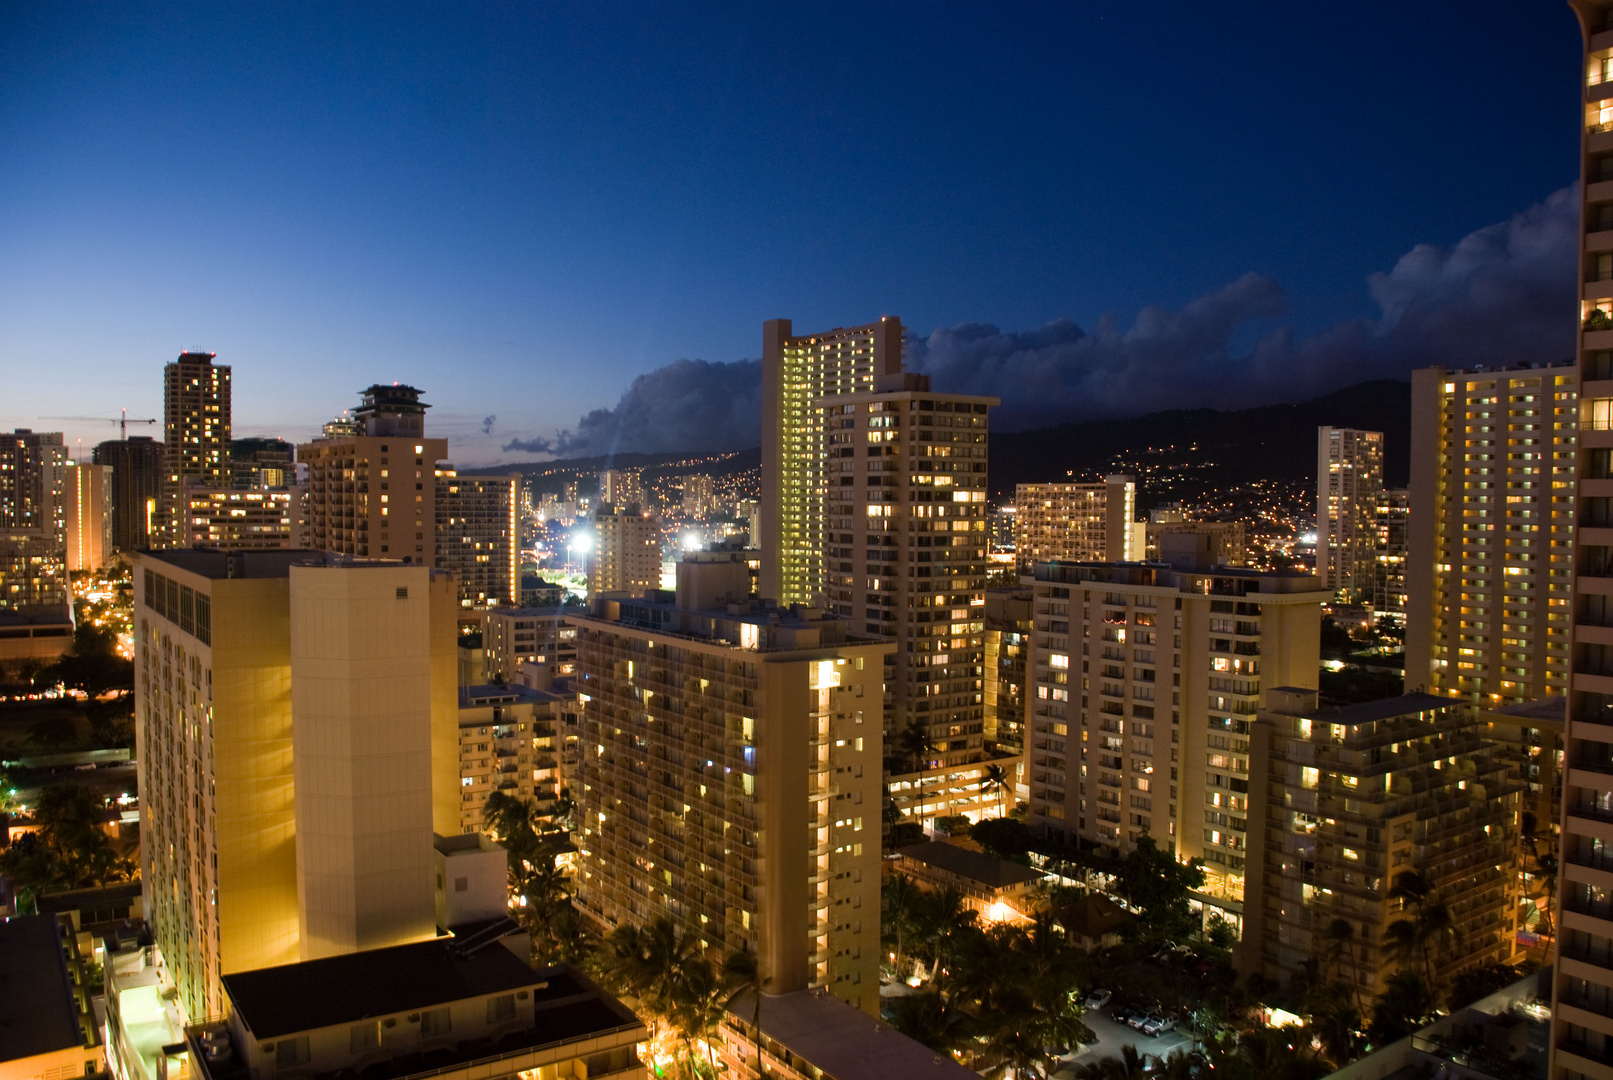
498 188 1577 458
502 434 554 454
481 414 497 435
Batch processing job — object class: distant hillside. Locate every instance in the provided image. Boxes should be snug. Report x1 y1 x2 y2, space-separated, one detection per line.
989 379 1411 502
467 379 1411 506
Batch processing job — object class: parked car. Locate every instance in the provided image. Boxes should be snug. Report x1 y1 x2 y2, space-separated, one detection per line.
1141 1016 1178 1037
1128 1011 1158 1031
1085 989 1113 1010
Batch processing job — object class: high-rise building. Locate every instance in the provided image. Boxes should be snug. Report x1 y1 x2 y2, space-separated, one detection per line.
760 316 904 607
682 473 715 519
1552 11 1613 1076
456 683 564 834
587 503 661 598
95 436 163 553
180 483 300 549
436 468 519 609
0 531 70 612
983 587 1033 807
134 549 461 1017
1316 427 1383 599
1238 689 1522 997
1370 488 1411 624
65 461 113 571
298 385 448 563
1405 364 1577 702
1023 560 1327 908
160 352 231 547
823 374 1005 825
570 557 890 1014
482 606 576 683
1013 477 1139 569
0 429 69 538
598 468 644 509
228 437 295 489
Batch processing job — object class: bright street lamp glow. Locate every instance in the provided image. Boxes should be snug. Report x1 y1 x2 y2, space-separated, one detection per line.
569 531 594 555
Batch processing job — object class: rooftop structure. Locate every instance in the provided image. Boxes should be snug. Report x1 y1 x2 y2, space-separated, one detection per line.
0 915 101 1080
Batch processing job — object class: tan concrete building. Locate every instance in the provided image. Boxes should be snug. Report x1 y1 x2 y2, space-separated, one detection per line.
1551 10 1613 1077
134 549 461 1017
298 385 447 564
436 468 519 608
760 316 904 607
984 587 1033 806
1023 560 1327 907
456 684 564 834
160 353 231 548
1406 363 1577 702
1014 477 1138 569
180 482 300 549
587 503 661 599
482 605 576 683
1238 689 1523 999
570 559 890 1014
1145 518 1247 569
822 375 1007 827
1317 427 1383 599
65 461 112 571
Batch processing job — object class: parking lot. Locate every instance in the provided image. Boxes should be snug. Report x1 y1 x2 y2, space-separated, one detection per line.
1052 1008 1195 1077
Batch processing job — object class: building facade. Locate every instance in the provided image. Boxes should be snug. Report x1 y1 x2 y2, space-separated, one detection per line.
457 684 564 834
298 385 448 563
1372 487 1411 624
682 473 716 518
984 587 1032 807
1406 364 1577 702
1023 561 1327 906
1145 518 1247 569
1013 477 1139 569
0 429 68 539
588 503 661 599
1317 427 1384 599
65 461 113 571
570 564 889 1014
824 375 1006 826
160 353 231 548
436 469 519 608
482 606 576 683
95 436 163 553
1239 690 1523 999
760 316 904 607
134 549 460 1018
180 484 300 550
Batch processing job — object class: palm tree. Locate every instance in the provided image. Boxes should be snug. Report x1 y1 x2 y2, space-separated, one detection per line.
1076 1044 1152 1080
981 763 1010 819
885 992 975 1060
898 721 938 827
882 873 923 981
1322 918 1364 1014
666 957 731 1079
722 947 767 1078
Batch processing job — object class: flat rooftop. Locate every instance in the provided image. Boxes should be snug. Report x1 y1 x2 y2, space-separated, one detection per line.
223 937 548 1039
731 988 977 1080
1307 691 1455 727
1484 696 1567 727
893 842 1043 889
0 915 84 1064
142 549 445 580
459 684 561 708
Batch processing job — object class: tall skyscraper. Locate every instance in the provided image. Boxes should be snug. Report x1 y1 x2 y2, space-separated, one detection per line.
64 461 113 571
824 374 1005 825
598 468 644 509
1316 427 1383 598
1023 560 1326 907
160 352 231 547
682 473 715 518
760 316 904 606
1370 488 1411 624
1406 363 1577 702
1552 10 1613 1076
298 385 448 563
570 555 890 1013
586 503 661 598
95 436 163 552
1 430 71 612
435 468 519 608
1013 477 1139 568
134 549 460 1016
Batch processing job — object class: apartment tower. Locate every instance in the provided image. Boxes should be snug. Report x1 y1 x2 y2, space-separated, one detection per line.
1552 8 1613 1078
587 502 661 599
95 436 163 552
160 352 231 547
298 385 448 563
1316 427 1383 599
984 587 1033 807
825 374 1006 825
134 549 460 1017
760 317 904 607
65 461 113 571
1013 477 1139 569
1023 560 1327 908
1406 364 1577 702
570 556 890 1014
436 468 520 608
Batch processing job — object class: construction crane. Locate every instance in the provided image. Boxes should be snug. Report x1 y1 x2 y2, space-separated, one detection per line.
40 409 159 440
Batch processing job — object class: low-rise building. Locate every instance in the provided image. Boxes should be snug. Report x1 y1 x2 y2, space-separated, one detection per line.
888 841 1043 922
457 684 564 834
186 941 645 1080
482 606 576 683
719 988 977 1080
0 914 103 1080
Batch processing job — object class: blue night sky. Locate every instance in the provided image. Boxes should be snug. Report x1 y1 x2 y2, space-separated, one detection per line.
0 2 1586 465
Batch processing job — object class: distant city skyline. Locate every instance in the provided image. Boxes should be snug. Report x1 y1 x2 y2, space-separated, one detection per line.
0 3 1584 466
